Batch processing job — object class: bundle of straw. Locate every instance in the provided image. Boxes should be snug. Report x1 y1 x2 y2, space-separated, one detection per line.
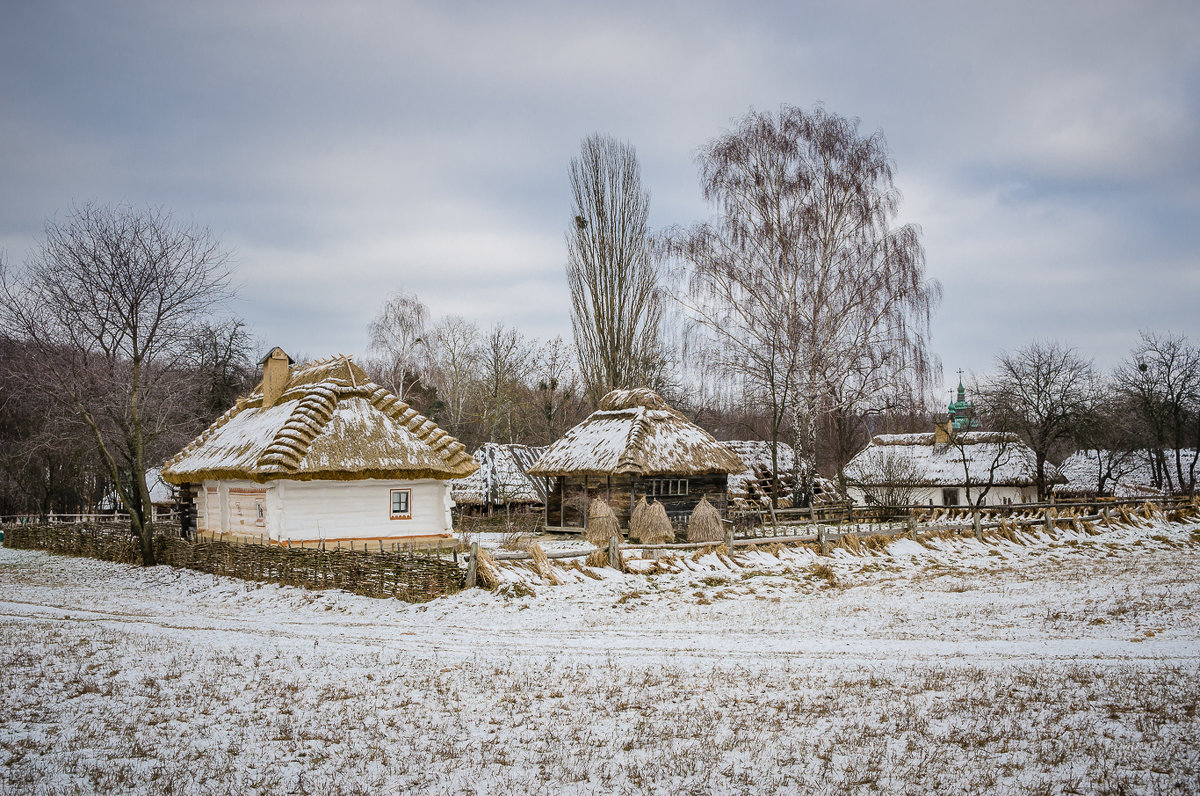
641 501 675 546
474 546 500 590
628 496 652 542
687 496 724 543
585 498 621 546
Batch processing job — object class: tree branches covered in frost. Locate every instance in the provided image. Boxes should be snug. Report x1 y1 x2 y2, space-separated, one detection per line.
566 134 668 405
0 203 233 564
666 105 940 506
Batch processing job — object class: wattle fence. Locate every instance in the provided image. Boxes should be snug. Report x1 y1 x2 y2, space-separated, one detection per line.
2 523 465 603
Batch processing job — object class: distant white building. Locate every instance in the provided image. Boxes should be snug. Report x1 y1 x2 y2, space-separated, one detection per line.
845 429 1061 507
161 348 477 545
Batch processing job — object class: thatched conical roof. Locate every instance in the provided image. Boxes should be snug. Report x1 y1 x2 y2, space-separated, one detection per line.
527 388 744 477
161 355 477 484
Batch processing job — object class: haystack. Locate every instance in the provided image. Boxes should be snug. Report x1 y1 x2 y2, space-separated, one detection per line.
687 496 723 543
637 501 675 545
629 496 651 541
584 498 621 546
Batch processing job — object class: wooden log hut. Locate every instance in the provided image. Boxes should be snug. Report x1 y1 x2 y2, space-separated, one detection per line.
527 388 744 532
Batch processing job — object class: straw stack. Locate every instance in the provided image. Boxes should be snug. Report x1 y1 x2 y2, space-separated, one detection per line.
584 498 621 546
628 496 652 542
640 501 675 545
687 496 723 543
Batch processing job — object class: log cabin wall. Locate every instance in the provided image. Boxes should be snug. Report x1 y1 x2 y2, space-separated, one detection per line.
546 472 730 531
632 473 728 524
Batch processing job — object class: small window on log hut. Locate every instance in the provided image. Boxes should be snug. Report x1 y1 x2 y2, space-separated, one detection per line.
390 489 412 520
649 479 689 497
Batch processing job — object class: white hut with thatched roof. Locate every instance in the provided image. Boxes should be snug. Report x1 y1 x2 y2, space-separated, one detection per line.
527 388 744 531
844 429 1061 507
161 347 477 546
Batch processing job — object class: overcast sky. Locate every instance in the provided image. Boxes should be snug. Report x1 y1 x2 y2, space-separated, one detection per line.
2 0 1197 397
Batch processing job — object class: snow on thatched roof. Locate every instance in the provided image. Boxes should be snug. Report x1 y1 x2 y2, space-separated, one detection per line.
161 356 477 484
527 388 744 477
845 432 1061 488
723 440 840 506
451 443 550 505
1054 449 1196 497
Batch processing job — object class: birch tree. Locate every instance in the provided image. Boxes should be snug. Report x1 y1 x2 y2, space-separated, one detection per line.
566 133 667 404
0 204 233 564
668 105 940 505
367 291 430 403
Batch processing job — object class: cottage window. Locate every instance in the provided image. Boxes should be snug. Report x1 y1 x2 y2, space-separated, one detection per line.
648 479 688 497
390 489 412 520
941 488 960 506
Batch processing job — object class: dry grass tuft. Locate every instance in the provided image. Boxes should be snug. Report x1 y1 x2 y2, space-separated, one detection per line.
585 549 609 568
809 563 838 586
474 547 500 590
687 497 724 543
584 499 621 547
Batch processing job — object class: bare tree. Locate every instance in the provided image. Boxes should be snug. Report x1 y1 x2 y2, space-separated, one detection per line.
476 323 534 443
367 291 429 403
0 204 233 564
846 447 926 510
566 133 667 404
1115 331 1200 495
1068 387 1142 496
532 336 584 446
425 315 482 441
666 105 940 506
982 341 1099 500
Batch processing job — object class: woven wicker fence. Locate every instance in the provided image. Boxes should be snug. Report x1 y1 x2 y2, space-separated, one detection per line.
2 523 465 603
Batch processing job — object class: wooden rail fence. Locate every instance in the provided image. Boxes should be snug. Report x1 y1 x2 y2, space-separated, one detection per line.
2 523 465 603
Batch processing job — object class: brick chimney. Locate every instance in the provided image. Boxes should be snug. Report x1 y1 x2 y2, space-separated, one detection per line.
259 347 294 409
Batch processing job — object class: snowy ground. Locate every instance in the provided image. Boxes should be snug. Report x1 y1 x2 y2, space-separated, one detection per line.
2 518 1199 795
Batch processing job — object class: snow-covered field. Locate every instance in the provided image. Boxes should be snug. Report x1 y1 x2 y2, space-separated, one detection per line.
2 518 1199 795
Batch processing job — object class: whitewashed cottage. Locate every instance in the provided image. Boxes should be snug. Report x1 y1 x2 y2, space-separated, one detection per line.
845 427 1060 507
161 348 477 545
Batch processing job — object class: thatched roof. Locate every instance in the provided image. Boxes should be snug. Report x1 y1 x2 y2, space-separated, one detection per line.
161 355 477 484
527 388 744 477
723 440 841 507
451 443 550 505
845 432 1062 488
1054 448 1195 497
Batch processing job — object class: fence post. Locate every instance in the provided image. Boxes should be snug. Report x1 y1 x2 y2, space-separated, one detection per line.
466 542 478 588
723 523 734 549
1044 507 1053 534
907 516 917 541
1102 507 1110 527
973 509 983 540
608 535 621 571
